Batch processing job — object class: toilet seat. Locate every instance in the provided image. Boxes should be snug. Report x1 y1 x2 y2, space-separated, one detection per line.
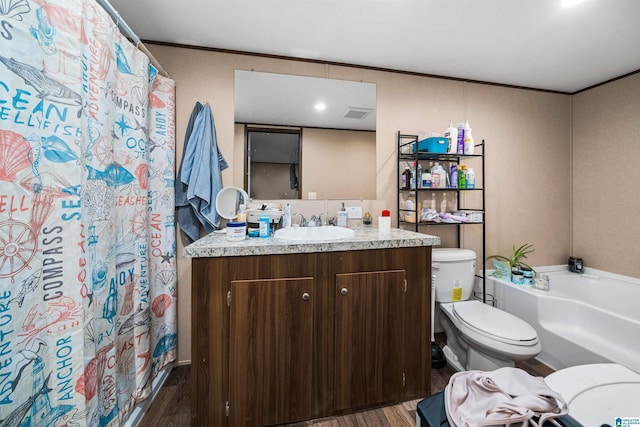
545 364 640 425
440 301 541 361
452 300 538 345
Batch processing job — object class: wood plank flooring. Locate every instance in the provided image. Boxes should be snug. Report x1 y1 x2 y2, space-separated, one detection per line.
139 333 554 426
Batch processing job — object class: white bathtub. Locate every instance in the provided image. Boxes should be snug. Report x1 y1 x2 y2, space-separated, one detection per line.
486 267 640 374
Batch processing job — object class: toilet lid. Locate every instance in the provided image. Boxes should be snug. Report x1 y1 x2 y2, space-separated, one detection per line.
545 364 640 425
569 383 640 425
452 301 538 345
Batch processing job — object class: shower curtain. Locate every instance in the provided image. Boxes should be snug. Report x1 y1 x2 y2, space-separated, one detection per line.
0 0 177 426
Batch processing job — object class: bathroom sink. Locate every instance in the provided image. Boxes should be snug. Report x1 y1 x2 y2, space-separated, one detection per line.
274 226 355 242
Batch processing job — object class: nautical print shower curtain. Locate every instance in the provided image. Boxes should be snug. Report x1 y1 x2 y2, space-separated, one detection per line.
0 0 177 426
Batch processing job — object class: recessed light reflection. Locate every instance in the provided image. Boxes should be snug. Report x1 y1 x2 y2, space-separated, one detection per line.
561 0 584 8
314 102 326 111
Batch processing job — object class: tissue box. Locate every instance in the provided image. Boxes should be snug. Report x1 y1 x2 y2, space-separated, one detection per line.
413 137 448 154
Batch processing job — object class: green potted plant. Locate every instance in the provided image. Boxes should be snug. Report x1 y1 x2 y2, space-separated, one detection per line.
488 243 535 281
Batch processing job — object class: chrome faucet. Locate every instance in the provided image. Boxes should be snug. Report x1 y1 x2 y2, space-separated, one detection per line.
317 212 329 226
292 213 306 227
308 215 318 227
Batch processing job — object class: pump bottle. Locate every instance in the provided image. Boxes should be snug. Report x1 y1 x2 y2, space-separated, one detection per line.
444 120 458 154
463 120 475 155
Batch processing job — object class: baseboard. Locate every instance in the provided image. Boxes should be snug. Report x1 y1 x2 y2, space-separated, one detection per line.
122 362 174 427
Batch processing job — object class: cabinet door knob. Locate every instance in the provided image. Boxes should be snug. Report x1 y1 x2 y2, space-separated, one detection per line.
302 292 311 301
340 287 348 295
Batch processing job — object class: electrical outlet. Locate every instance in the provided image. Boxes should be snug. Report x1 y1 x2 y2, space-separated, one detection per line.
346 206 362 219
308 192 317 200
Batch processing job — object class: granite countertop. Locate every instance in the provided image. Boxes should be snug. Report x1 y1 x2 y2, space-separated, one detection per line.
183 226 440 258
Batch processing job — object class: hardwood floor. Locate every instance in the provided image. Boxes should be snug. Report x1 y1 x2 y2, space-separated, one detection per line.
139 333 554 426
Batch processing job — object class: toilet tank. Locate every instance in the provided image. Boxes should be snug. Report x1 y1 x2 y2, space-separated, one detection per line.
432 248 477 303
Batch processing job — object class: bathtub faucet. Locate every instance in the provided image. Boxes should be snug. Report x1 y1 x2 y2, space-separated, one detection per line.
533 273 550 291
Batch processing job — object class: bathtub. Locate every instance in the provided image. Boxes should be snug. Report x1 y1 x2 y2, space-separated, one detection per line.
486 267 640 373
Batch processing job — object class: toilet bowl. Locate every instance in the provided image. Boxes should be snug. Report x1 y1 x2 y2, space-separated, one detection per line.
545 363 640 426
433 248 541 371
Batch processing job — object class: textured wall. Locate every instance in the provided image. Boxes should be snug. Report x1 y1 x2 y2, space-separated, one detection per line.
571 73 640 279
148 44 574 364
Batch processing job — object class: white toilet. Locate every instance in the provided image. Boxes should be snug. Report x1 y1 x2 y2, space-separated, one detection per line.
433 248 541 371
545 363 640 425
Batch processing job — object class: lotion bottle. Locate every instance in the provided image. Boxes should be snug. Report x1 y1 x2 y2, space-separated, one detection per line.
378 209 391 234
444 120 458 154
463 120 475 155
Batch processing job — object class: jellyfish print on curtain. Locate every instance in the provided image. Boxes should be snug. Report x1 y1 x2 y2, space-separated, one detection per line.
0 0 177 426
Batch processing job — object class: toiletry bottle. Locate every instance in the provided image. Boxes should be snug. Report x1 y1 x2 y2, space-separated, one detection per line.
456 123 465 154
429 193 437 211
431 165 440 188
378 209 391 234
405 196 416 223
363 211 372 226
458 165 467 189
422 170 431 188
437 163 448 188
337 203 348 227
450 164 458 189
463 120 475 154
444 120 458 154
416 163 423 188
466 168 476 189
259 215 270 238
401 166 411 190
283 203 292 228
410 162 417 189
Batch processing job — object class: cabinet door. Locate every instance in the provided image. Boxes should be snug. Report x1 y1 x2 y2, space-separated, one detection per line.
230 277 314 426
334 270 406 411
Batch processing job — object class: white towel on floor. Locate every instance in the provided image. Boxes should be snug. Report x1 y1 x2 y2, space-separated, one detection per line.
445 367 568 427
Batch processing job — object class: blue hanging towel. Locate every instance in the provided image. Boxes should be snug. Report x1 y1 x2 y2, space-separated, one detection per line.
177 102 228 241
176 102 203 243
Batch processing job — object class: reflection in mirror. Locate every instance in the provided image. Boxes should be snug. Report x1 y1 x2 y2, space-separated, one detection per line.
234 70 376 200
247 127 300 199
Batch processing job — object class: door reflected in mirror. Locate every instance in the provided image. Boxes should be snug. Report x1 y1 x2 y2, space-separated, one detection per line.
235 70 376 200
247 128 300 199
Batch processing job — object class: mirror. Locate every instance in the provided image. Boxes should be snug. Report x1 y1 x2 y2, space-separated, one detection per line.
215 186 249 220
234 71 376 200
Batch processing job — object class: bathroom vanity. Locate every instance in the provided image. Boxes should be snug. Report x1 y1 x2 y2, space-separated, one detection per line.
185 227 439 426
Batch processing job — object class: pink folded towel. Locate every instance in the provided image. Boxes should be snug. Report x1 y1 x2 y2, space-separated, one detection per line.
445 367 568 427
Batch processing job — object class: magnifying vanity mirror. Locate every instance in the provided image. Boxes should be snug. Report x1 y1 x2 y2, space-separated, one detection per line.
215 186 250 220
234 70 377 200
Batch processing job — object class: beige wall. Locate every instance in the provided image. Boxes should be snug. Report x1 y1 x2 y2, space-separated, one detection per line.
302 128 376 200
571 74 640 278
149 44 572 364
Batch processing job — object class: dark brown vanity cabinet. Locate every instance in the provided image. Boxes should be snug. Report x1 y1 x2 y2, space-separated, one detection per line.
191 246 432 426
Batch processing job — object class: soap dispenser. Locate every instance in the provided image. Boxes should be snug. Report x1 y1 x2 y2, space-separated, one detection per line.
337 203 348 227
283 203 292 228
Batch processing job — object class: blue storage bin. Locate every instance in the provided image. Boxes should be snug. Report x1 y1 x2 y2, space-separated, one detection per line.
413 137 448 154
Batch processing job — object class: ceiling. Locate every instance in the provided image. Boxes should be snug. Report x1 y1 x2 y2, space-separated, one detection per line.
235 70 377 130
107 0 640 94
